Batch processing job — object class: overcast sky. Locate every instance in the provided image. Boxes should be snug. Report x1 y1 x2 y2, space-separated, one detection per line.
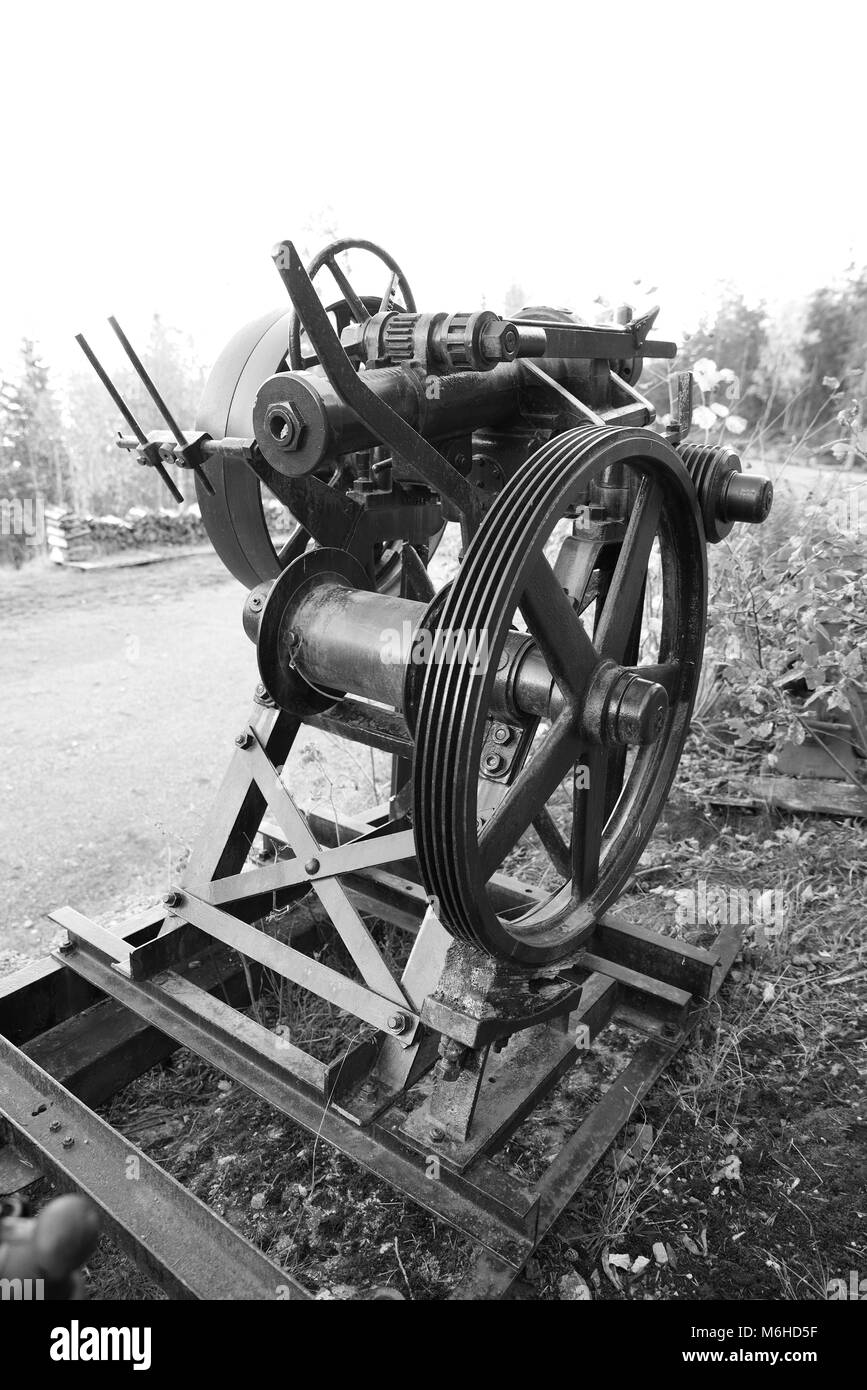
1 1 864 382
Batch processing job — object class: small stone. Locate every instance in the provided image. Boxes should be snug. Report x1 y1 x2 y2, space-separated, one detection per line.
653 1242 668 1265
558 1271 592 1300
250 1192 266 1211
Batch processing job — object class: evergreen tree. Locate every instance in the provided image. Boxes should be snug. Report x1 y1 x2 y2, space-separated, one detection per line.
0 339 68 505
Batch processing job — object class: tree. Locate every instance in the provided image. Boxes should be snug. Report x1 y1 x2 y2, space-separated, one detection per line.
680 288 768 428
796 266 867 437
503 282 527 318
0 340 69 506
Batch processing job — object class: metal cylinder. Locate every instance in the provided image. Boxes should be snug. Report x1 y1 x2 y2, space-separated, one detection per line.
253 353 611 478
279 580 666 744
720 471 774 525
286 582 415 707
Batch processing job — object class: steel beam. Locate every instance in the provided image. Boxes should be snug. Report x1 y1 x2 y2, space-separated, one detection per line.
0 1038 309 1300
51 940 539 1265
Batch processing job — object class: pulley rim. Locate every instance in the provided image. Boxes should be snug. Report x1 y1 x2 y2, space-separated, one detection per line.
413 425 708 966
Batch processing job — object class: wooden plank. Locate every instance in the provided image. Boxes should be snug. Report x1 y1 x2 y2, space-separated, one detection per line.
22 954 256 1106
713 774 867 819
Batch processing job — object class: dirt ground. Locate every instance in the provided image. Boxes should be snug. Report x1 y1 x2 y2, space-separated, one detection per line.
0 552 385 967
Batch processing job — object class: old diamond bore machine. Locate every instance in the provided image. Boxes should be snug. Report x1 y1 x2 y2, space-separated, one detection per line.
1 238 773 1298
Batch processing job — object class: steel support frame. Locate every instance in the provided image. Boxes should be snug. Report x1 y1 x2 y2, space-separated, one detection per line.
0 704 741 1298
0 864 739 1298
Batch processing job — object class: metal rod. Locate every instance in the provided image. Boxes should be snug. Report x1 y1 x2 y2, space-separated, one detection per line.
74 334 184 504
107 316 214 496
108 316 185 443
75 333 144 441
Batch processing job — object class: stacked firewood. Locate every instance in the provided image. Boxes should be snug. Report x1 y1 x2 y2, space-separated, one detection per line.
47 499 293 562
44 507 95 562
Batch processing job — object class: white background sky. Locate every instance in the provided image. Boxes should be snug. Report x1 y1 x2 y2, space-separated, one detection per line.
1 0 864 381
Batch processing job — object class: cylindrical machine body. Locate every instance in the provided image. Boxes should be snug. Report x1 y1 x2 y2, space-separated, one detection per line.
254 354 612 477
280 579 665 745
288 583 420 707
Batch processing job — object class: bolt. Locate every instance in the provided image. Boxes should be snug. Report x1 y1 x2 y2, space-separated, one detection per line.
387 1013 408 1034
265 402 306 452
483 751 504 774
491 724 510 745
61 1136 75 1150
248 593 263 611
163 890 183 909
235 730 252 748
304 857 320 876
428 1124 446 1143
49 1121 62 1133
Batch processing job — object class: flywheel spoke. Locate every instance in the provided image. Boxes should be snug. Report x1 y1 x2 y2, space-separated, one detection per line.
479 710 582 877
594 477 661 661
626 660 680 695
520 555 600 706
325 255 371 323
571 747 608 896
532 805 572 877
380 269 399 312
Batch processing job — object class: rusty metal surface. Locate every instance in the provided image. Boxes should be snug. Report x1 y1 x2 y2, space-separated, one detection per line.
0 1036 309 1300
454 925 741 1298
48 939 540 1266
61 233 775 1298
414 427 708 965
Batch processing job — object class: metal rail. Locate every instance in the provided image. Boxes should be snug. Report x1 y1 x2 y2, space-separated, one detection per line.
0 1036 309 1300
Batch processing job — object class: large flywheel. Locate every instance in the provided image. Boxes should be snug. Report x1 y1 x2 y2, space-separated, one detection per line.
194 238 426 591
413 425 708 966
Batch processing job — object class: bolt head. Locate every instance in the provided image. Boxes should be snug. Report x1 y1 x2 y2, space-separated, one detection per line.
235 730 252 748
163 890 182 909
387 1013 408 1034
265 401 306 452
304 857 320 876
428 1124 446 1143
61 1136 75 1150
